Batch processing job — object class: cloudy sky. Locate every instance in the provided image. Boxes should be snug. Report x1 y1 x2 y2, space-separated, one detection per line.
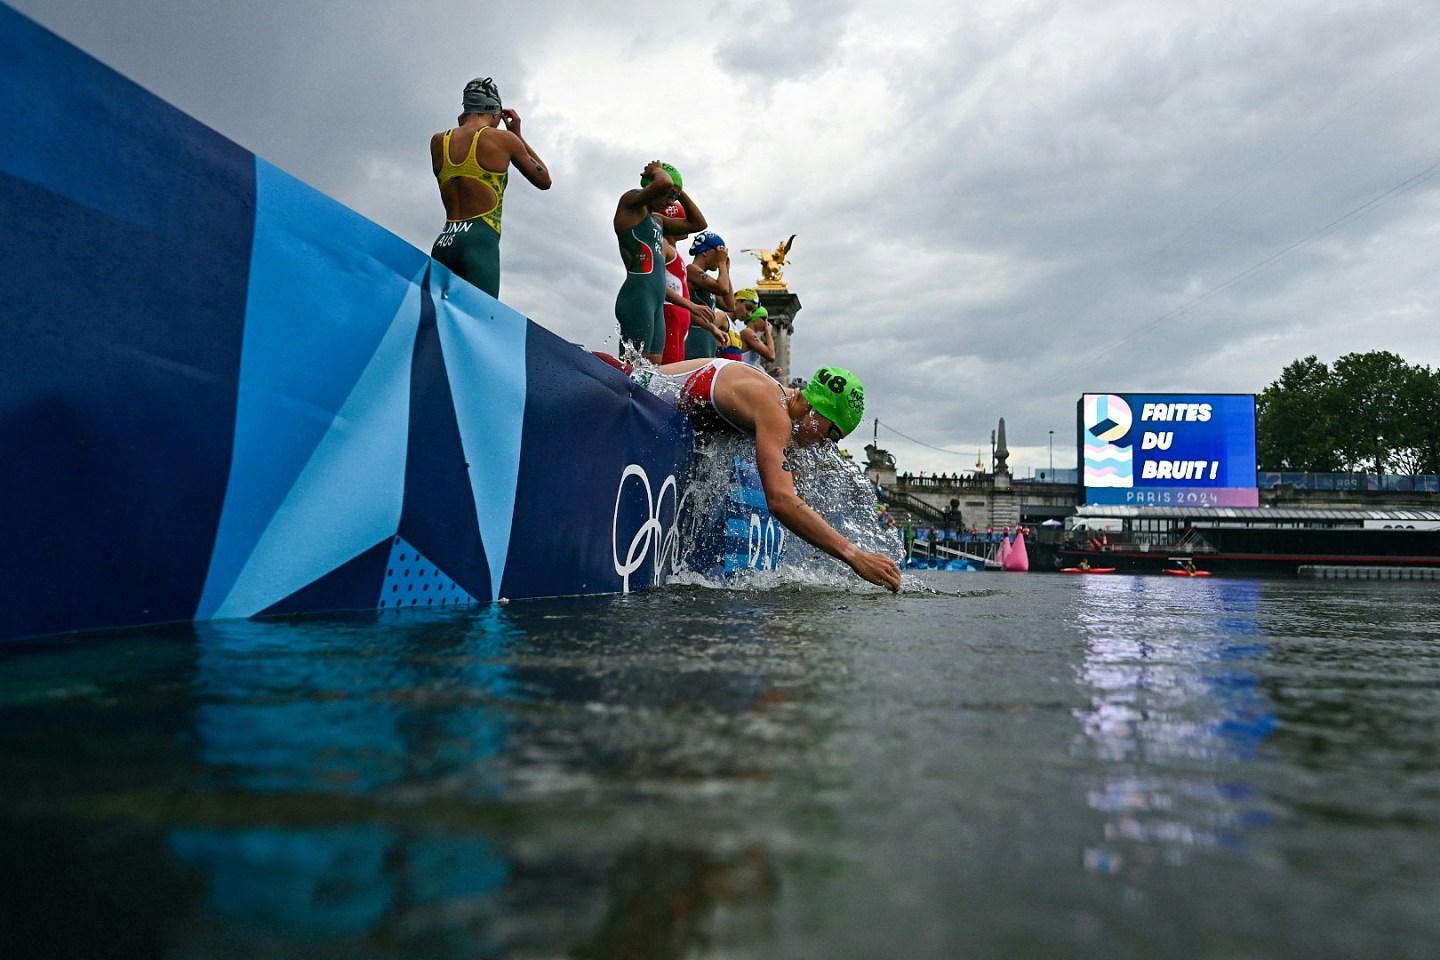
14 0 1440 476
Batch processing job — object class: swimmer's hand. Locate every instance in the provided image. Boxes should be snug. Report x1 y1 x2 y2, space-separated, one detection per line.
847 547 902 592
500 108 522 134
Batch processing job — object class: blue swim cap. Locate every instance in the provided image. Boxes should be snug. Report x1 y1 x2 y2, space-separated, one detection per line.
689 232 725 256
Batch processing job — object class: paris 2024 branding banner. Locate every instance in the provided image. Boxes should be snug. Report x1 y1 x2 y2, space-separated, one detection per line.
1078 394 1259 507
2 2 753 643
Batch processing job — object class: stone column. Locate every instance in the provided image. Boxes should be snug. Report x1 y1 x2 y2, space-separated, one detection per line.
989 417 1020 530
756 289 801 381
863 444 897 487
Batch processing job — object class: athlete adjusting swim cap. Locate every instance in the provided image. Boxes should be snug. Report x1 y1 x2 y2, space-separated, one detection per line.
640 162 683 191
462 77 502 115
802 366 865 439
689 231 725 256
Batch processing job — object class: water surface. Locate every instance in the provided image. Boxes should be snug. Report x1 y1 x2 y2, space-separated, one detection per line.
2 573 1438 959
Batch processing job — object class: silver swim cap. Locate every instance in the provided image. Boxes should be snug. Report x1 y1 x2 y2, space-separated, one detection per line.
462 77 502 115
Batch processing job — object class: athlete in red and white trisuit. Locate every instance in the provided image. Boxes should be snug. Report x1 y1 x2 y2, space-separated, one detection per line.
661 247 691 364
630 357 901 592
657 199 714 364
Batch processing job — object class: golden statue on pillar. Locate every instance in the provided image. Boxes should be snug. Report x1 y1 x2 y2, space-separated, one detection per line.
742 234 795 288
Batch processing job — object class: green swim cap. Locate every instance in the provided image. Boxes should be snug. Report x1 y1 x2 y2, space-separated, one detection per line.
640 162 683 191
802 366 865 438
748 306 768 323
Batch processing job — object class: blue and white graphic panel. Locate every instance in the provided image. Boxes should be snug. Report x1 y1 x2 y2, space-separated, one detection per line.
1079 393 1258 507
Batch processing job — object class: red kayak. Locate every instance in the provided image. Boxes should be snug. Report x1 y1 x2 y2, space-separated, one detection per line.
1164 568 1212 577
1061 567 1116 574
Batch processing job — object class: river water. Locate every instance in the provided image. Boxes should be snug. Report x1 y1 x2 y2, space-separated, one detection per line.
2 571 1438 959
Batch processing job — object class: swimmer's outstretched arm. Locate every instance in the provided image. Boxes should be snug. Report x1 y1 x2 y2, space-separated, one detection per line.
750 402 902 592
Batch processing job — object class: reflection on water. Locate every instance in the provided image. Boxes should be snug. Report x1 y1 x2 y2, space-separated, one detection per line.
1068 577 1440 960
168 827 507 942
189 609 518 798
0 595 817 958
1074 576 1276 878
3 577 1440 958
164 610 521 950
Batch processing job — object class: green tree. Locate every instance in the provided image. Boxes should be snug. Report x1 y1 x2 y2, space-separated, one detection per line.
1393 364 1440 476
1259 352 1440 476
1331 351 1412 473
1256 356 1342 471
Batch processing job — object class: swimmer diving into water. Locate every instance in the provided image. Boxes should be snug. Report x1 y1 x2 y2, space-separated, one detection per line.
628 357 902 592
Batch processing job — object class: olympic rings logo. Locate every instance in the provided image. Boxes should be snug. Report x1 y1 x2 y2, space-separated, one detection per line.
612 464 684 592
746 513 787 571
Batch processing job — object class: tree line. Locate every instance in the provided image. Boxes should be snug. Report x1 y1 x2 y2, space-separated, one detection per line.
1257 351 1440 475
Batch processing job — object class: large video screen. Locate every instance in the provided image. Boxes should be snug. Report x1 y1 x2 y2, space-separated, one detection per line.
1078 394 1258 507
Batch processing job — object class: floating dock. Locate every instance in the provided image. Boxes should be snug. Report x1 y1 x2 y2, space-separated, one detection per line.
1298 565 1440 582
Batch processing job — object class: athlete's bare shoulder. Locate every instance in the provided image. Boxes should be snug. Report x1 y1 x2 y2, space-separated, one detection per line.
716 362 785 430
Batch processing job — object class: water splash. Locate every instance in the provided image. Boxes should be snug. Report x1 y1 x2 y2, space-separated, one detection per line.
621 356 903 593
672 433 903 592
788 443 903 561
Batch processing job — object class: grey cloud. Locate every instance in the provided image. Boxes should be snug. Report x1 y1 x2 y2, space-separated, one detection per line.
714 0 860 80
14 0 1440 477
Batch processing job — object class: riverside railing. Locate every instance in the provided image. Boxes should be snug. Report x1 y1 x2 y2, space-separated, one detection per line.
1259 472 1440 493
